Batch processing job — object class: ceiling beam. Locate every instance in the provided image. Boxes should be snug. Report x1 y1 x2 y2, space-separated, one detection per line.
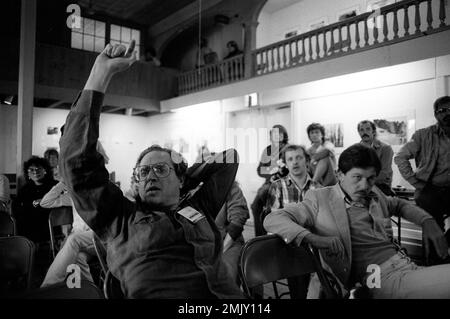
47 100 65 108
103 106 124 113
132 109 148 115
148 0 223 38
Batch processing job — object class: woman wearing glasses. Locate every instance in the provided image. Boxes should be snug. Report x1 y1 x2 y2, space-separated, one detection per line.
13 156 57 243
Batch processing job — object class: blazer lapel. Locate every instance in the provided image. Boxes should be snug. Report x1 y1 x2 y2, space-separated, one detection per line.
329 186 352 261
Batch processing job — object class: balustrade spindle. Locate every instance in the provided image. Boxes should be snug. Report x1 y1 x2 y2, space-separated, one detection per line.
308 35 312 61
283 43 287 68
301 37 306 60
193 72 197 91
355 20 361 48
373 19 379 44
338 26 343 52
383 12 388 42
330 28 335 55
439 0 446 27
288 42 293 66
393 9 399 39
426 0 433 31
404 5 410 35
265 50 269 73
346 23 351 51
271 47 275 72
364 19 369 46
415 0 421 34
275 46 280 70
323 29 328 56
315 32 320 57
295 39 300 64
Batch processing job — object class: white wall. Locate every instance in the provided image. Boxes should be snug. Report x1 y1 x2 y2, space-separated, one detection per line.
0 100 225 193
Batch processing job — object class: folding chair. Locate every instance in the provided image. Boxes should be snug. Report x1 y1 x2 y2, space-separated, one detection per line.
239 234 340 299
48 206 73 259
0 236 35 296
92 234 108 287
0 212 15 237
103 270 124 299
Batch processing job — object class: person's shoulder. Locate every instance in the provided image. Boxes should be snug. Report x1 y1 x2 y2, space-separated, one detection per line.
414 124 437 138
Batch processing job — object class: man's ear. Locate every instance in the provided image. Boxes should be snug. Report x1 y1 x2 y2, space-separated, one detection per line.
337 170 344 183
179 176 185 189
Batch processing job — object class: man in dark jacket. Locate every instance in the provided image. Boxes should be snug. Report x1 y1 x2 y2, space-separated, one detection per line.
59 40 242 298
395 96 450 246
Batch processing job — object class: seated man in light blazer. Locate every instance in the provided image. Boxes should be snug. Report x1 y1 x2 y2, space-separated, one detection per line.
264 143 450 298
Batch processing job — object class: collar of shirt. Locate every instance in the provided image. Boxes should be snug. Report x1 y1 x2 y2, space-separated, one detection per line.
437 125 450 138
337 183 379 209
360 139 381 149
286 173 313 192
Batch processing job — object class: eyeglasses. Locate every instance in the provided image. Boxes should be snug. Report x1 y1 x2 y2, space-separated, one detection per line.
27 167 44 174
435 107 450 115
135 163 174 181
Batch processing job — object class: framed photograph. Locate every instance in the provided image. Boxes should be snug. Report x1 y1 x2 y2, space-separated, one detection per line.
373 116 407 145
47 126 59 135
323 123 344 148
285 30 298 39
337 5 360 22
372 111 415 152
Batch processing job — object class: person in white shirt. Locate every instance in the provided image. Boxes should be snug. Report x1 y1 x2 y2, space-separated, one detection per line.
39 180 95 287
0 174 10 213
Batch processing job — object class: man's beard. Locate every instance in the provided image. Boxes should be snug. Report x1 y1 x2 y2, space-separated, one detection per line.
438 116 450 128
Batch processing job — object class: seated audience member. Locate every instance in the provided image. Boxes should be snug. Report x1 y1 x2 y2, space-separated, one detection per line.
58 40 242 298
306 123 337 186
13 156 57 243
44 148 59 180
395 96 450 245
264 144 450 298
266 144 320 214
0 174 10 213
215 180 249 284
252 124 289 237
39 180 95 287
358 120 394 196
265 144 321 299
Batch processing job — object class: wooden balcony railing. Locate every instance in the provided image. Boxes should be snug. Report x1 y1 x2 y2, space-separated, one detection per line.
177 0 449 95
178 54 244 95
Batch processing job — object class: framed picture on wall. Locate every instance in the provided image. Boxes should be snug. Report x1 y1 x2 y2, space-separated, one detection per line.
337 5 360 22
323 123 344 148
372 110 415 152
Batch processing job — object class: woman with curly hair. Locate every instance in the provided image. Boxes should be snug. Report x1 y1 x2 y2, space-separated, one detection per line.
13 156 57 243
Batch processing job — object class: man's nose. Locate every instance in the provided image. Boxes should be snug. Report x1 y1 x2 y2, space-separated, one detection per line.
145 169 159 181
358 179 371 191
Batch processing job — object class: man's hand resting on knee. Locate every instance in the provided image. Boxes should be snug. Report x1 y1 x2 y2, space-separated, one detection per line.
422 218 449 262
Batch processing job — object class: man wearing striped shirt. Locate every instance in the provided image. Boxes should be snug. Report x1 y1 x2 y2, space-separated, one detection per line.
264 144 321 298
266 144 320 213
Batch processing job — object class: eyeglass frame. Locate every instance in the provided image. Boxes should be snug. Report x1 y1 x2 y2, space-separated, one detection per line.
435 106 450 115
134 162 175 181
27 167 45 174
